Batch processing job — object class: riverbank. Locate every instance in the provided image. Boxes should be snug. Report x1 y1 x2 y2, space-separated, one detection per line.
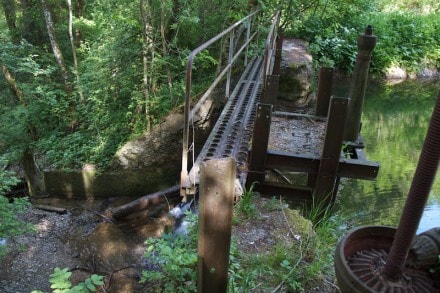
0 194 343 292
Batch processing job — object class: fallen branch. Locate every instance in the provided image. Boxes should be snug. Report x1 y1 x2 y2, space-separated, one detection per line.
34 204 67 214
111 184 181 220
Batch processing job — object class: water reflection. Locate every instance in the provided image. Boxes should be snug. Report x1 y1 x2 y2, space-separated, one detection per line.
335 79 440 233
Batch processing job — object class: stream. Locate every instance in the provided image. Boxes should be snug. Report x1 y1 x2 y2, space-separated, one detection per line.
335 78 440 233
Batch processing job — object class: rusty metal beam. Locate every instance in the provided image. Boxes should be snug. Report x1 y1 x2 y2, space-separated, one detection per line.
247 103 273 189
261 74 280 105
261 181 312 201
266 150 379 180
315 67 334 117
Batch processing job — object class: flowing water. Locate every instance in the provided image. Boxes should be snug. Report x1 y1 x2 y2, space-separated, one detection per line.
335 78 440 233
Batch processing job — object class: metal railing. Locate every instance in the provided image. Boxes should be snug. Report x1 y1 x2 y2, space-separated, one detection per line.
262 10 281 88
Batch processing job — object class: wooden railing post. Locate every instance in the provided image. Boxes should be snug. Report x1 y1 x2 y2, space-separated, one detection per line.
246 103 273 189
261 75 280 105
314 97 349 204
315 67 334 117
344 25 376 142
197 158 236 293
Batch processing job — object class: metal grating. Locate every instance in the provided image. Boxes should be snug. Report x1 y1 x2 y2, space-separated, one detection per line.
188 57 263 187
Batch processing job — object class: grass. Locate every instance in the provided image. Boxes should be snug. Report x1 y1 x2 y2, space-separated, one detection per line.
232 193 346 291
141 189 347 292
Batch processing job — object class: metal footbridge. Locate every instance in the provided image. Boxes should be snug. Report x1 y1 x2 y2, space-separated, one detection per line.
179 10 281 199
179 10 380 204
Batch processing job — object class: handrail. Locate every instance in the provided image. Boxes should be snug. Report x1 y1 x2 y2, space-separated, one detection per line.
180 10 260 198
262 10 281 88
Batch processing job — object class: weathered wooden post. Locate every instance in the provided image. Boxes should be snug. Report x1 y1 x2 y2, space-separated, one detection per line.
197 158 236 293
315 67 334 117
246 103 273 189
314 97 350 204
344 25 377 142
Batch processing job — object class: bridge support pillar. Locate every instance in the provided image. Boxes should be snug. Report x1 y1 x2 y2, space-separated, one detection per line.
314 97 350 204
262 75 280 105
246 103 273 189
315 67 334 117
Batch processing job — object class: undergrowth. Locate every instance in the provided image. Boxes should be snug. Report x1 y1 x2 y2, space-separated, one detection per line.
32 267 104 293
141 193 346 292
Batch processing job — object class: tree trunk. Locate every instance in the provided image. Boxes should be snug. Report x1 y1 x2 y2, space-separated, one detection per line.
140 0 153 132
40 0 72 96
160 0 173 103
111 184 180 220
21 0 46 45
2 65 25 105
2 0 20 43
66 0 84 102
1 65 39 140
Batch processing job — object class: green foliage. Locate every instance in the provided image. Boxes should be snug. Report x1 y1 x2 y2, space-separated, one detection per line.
0 163 34 256
231 199 346 291
32 267 104 293
235 183 256 219
366 11 440 75
141 212 198 292
303 192 335 228
280 0 440 75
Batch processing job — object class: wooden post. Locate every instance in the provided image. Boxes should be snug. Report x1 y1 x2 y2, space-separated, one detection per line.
261 75 280 105
314 97 349 204
246 103 273 189
344 26 377 142
273 32 283 76
198 158 236 293
315 67 334 117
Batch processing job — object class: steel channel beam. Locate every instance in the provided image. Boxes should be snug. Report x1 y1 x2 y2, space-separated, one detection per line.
266 150 379 180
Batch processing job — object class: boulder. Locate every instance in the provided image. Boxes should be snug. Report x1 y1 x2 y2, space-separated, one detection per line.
278 39 313 101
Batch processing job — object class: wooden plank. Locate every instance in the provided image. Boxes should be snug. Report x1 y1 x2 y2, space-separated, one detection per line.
314 97 349 203
246 103 273 189
198 158 236 293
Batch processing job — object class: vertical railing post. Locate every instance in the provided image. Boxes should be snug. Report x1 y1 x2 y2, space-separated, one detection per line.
245 19 251 66
314 97 349 204
344 26 377 142
226 30 234 99
246 103 273 189
198 158 236 293
272 31 283 76
315 67 334 117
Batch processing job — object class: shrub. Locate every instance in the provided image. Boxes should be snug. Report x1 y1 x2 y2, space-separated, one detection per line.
32 267 104 293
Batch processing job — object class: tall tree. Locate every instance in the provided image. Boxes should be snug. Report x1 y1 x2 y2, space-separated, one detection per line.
21 0 46 45
40 0 72 96
1 0 19 43
66 0 84 102
140 0 154 132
